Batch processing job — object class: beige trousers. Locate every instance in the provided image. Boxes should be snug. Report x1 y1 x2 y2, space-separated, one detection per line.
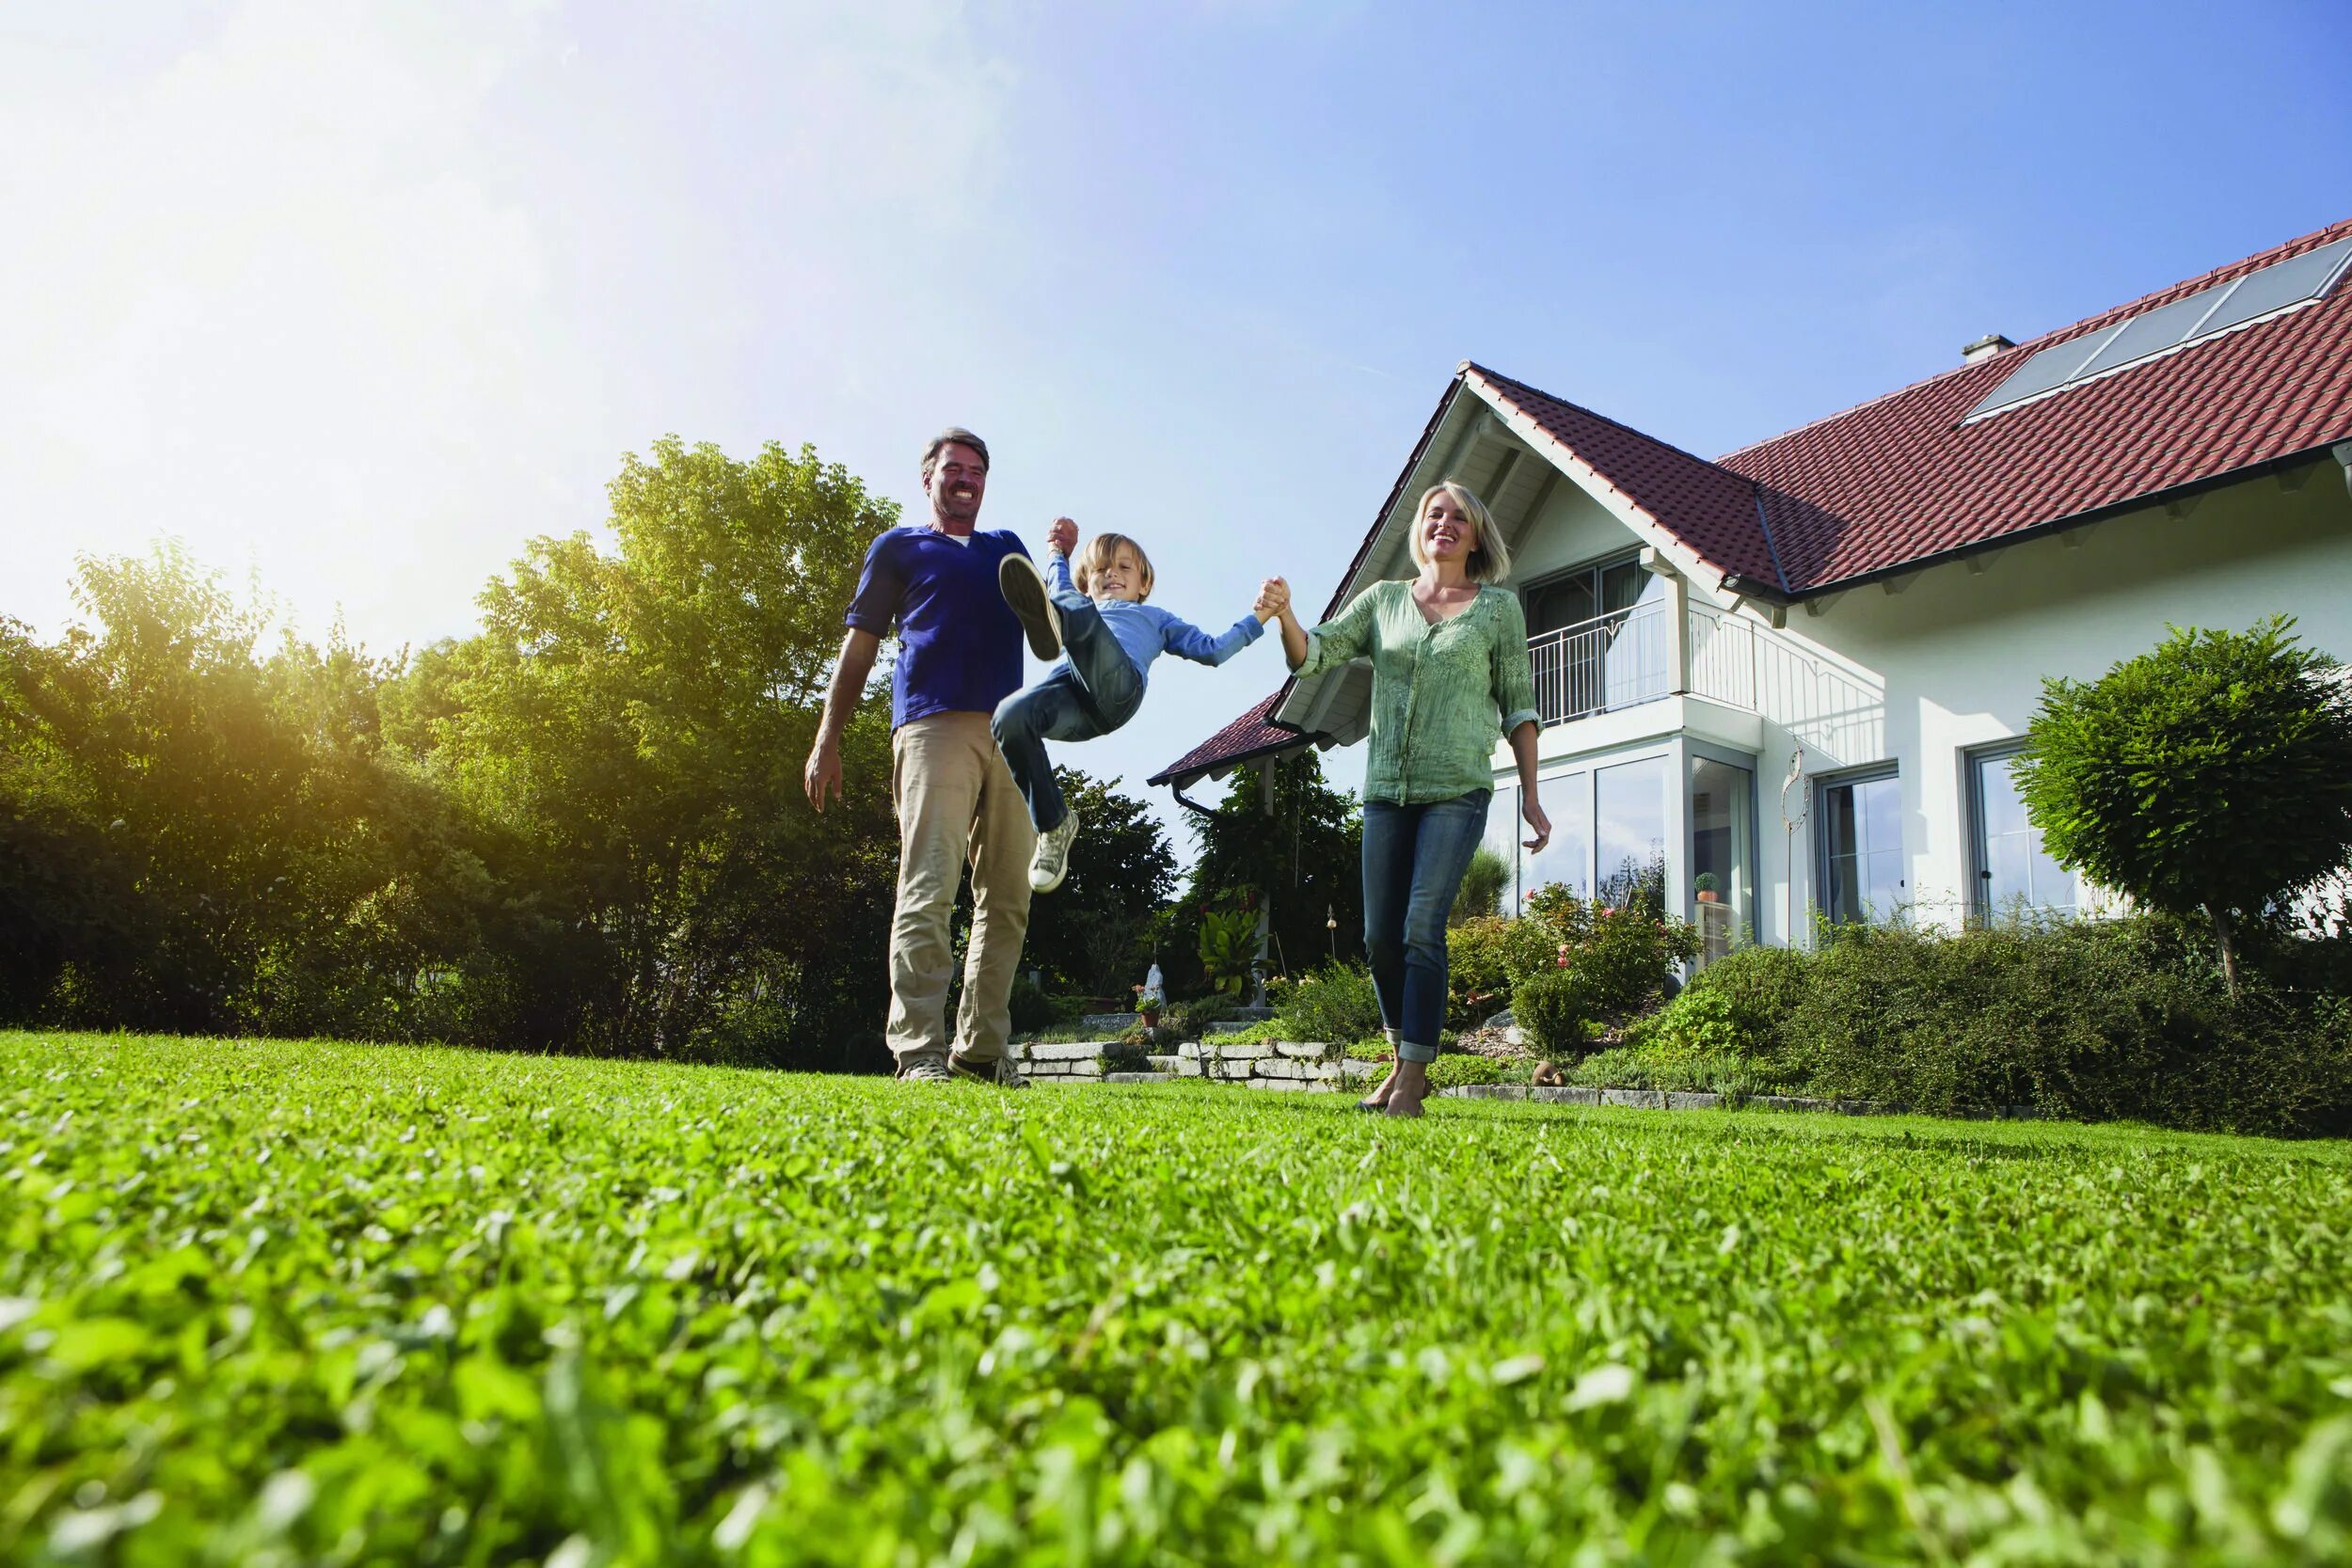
887 712 1037 1069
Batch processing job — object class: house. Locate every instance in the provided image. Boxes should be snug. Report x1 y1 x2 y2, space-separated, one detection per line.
1154 219 2352 962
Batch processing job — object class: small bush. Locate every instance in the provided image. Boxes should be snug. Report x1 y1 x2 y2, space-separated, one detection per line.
1451 846 1509 925
1269 961 1385 1045
1008 974 1058 1035
1621 987 1747 1062
1511 970 1590 1062
1681 944 1812 1049
1428 1054 1514 1089
1161 991 1240 1041
1568 1048 1776 1097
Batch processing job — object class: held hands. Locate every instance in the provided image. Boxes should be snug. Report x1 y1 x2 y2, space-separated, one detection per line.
1252 576 1291 624
1520 793 1551 852
1045 516 1078 557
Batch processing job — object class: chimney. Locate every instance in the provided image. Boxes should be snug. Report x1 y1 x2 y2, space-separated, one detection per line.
1962 333 2015 364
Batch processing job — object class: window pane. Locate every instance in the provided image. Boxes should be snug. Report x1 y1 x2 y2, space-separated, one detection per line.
1481 785 1518 915
1520 773 1589 903
1595 756 1667 910
1820 774 1901 925
1976 752 2073 918
1691 755 1753 968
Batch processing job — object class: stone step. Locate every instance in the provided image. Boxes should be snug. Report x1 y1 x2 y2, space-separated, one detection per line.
1103 1071 1174 1085
1077 1012 1141 1033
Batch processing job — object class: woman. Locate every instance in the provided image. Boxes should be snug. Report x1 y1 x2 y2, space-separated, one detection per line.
1267 481 1549 1117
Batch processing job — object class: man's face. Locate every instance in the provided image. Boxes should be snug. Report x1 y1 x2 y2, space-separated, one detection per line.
924 442 987 531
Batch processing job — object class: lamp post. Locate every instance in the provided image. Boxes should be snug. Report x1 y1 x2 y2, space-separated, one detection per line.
1327 904 1338 959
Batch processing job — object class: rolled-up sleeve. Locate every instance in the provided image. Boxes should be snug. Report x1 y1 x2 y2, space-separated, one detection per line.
1294 587 1380 677
1491 591 1539 736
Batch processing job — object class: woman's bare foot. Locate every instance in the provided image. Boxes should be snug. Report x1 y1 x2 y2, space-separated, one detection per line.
1383 1059 1431 1118
1357 1065 1398 1112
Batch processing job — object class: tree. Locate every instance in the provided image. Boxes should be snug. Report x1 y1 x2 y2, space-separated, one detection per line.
1018 768 1177 996
2014 617 2352 996
1177 751 1362 988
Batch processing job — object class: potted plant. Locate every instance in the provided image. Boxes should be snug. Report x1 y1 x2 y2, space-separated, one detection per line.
1694 872 1722 904
1133 962 1165 1030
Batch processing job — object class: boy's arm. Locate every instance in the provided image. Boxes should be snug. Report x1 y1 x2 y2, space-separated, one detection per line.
1160 607 1265 667
1044 551 1076 594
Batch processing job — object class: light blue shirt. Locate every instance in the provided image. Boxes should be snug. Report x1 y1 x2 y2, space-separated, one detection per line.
1047 553 1263 687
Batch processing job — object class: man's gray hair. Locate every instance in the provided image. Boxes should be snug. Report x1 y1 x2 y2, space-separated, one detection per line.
920 427 991 481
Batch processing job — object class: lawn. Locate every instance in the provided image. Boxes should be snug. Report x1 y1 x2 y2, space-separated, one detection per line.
4 1032 2349 1565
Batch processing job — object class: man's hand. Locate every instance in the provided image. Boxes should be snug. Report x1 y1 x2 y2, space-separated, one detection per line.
803 738 843 813
1046 516 1078 556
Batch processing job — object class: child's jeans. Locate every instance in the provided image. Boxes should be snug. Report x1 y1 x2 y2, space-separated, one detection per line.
990 592 1143 833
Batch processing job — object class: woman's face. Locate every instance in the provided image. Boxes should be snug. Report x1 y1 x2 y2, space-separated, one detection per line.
1420 490 1476 567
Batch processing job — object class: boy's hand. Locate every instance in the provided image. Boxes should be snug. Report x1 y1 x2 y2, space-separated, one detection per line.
1046 516 1078 556
1252 577 1290 623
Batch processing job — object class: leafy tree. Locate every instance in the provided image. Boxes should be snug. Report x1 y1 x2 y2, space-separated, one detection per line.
1176 752 1362 988
1019 768 1177 996
390 436 904 1064
2014 617 2352 996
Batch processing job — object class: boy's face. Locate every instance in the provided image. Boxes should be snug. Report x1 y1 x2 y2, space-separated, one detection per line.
1089 546 1147 603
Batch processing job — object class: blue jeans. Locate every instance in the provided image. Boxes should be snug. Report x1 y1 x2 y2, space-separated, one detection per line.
1362 790 1491 1063
990 592 1143 832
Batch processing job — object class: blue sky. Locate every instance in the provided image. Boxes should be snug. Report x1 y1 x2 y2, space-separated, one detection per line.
7 0 2347 856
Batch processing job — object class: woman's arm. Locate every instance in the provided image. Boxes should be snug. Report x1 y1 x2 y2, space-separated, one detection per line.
1509 719 1549 851
1284 583 1379 675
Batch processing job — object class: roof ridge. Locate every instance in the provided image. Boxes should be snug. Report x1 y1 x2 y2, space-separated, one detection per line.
1717 215 2352 466
1464 361 1745 483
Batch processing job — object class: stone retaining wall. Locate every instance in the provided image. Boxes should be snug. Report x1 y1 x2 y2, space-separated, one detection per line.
1007 1037 1382 1091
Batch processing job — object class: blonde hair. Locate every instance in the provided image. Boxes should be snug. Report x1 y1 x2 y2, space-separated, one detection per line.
1406 480 1512 584
1073 532 1155 600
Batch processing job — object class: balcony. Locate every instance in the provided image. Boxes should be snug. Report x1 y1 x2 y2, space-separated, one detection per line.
1528 600 1883 762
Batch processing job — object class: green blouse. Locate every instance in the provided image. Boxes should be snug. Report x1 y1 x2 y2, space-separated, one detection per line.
1295 580 1540 806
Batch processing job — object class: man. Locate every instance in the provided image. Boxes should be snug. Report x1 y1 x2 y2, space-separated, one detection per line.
803 428 1073 1084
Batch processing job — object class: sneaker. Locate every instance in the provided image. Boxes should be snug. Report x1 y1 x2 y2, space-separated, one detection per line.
999 553 1063 660
897 1055 954 1083
949 1052 1030 1089
1029 807 1080 893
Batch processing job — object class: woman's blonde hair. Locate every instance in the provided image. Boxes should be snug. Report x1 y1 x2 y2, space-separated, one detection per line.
1073 532 1155 600
1406 480 1512 584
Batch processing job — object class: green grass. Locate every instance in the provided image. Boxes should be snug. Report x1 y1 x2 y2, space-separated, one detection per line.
5 1031 2351 1564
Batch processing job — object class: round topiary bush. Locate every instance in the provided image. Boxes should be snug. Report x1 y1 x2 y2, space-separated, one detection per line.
1511 970 1590 1061
1681 944 1814 1050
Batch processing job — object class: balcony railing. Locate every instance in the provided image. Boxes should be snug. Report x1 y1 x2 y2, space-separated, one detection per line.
1526 600 1883 761
1526 600 1671 725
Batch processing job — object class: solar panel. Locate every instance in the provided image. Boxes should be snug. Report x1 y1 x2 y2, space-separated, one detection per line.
1963 234 2352 422
2074 287 2226 376
2194 234 2352 337
1965 328 2116 417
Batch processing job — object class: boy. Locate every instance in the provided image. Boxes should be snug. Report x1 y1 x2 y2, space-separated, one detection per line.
993 526 1278 892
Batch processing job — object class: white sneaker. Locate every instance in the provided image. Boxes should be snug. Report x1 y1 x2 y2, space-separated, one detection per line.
897 1055 954 1083
1000 553 1063 660
1029 807 1080 893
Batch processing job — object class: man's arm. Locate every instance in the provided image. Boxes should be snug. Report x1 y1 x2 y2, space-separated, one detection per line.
804 627 882 812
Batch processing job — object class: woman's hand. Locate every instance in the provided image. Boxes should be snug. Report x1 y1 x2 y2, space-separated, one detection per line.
1520 792 1551 852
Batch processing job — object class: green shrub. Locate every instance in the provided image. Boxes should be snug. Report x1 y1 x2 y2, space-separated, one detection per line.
1780 915 2352 1134
1451 846 1509 925
1160 991 1240 1041
1621 987 1747 1063
1511 970 1590 1062
1682 943 1812 1049
1268 961 1385 1045
1428 1053 1515 1089
1008 974 1058 1035
1567 1047 1779 1097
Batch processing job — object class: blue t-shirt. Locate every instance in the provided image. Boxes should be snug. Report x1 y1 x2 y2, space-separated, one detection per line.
845 526 1032 730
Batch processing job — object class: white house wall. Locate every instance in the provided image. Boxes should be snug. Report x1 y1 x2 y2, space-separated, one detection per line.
1485 451 2352 947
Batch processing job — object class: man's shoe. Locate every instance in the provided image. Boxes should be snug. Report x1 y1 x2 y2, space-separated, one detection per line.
950 1052 1030 1089
1000 553 1063 660
1029 808 1080 893
897 1055 954 1083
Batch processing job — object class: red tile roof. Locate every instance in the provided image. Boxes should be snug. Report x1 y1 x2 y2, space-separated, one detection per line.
1148 689 1313 787
1724 216 2352 591
1160 218 2352 783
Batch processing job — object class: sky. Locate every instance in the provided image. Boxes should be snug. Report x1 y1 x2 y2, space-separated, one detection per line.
6 0 2348 858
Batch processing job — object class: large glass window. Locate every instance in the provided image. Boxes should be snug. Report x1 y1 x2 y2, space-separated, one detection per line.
1820 770 1904 926
1690 756 1753 965
1971 747 2074 919
1517 771 1590 911
1595 755 1668 910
